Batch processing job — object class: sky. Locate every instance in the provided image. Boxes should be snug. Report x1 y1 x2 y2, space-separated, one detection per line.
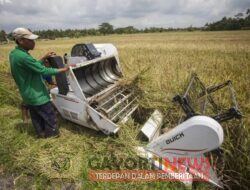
0 0 250 32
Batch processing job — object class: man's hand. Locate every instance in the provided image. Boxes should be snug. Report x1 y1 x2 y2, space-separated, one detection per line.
58 66 69 73
40 52 56 62
57 64 76 73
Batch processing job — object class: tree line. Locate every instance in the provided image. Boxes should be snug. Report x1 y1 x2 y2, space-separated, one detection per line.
0 9 249 42
204 9 250 31
1 24 200 41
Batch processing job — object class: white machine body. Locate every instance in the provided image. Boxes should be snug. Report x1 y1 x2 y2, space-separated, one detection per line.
50 44 162 136
136 116 224 188
146 116 224 157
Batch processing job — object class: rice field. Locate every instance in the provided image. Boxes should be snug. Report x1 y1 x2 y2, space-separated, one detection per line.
0 31 249 189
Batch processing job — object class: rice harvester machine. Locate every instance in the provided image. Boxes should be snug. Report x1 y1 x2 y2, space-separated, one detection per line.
48 43 162 139
48 43 242 188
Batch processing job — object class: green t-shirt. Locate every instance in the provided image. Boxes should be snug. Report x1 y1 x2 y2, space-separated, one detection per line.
9 46 59 106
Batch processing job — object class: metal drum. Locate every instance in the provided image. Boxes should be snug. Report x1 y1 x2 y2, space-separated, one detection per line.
73 57 122 97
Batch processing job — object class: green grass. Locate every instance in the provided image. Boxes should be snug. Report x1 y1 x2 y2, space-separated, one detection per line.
0 31 249 189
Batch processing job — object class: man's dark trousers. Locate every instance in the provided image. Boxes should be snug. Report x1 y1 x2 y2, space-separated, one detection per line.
28 102 59 138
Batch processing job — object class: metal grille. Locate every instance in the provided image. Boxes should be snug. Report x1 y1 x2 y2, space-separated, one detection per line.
91 86 139 123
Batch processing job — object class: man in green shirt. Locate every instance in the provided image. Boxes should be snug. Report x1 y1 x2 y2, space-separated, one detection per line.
9 27 68 138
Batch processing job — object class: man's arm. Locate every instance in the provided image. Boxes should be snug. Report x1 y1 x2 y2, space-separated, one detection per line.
22 54 68 75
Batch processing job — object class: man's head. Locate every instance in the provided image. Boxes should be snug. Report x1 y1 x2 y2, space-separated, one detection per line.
12 27 39 51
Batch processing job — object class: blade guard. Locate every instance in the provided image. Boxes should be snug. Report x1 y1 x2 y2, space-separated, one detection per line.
146 116 223 157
